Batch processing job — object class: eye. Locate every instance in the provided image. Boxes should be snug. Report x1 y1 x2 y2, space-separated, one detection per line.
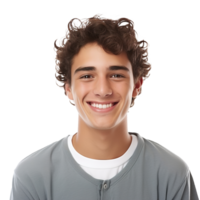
80 75 93 79
111 74 124 78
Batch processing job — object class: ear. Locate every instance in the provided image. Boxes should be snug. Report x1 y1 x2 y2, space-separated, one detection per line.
64 83 74 101
132 77 143 98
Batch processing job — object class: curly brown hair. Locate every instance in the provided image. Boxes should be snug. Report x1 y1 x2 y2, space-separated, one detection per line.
54 15 151 107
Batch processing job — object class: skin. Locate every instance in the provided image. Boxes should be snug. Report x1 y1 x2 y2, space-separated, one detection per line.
65 42 143 160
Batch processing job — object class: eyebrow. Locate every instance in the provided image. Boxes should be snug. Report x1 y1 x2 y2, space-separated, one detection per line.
74 65 130 75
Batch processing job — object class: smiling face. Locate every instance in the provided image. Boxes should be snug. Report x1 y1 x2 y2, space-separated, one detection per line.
65 42 143 130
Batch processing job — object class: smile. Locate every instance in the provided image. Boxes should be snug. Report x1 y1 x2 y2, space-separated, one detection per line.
86 102 119 113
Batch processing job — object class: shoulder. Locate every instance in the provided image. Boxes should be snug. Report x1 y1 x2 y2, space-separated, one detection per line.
142 137 189 182
14 136 68 182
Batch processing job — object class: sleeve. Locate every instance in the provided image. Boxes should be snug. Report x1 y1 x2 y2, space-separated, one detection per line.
172 171 199 200
10 173 34 200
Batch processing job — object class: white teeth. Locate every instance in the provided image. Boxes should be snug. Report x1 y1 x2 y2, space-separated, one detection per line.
91 103 113 109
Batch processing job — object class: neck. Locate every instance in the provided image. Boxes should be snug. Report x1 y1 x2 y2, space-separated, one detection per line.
72 116 132 160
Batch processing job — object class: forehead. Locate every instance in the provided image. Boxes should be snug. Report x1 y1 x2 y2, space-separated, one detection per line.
71 42 131 71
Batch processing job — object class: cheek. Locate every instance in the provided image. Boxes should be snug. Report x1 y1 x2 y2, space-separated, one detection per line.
73 83 90 102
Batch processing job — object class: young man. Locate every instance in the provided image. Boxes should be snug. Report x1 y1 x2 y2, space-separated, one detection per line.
10 15 199 200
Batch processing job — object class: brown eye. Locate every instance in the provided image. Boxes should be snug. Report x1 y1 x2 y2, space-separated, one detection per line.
111 74 124 78
80 75 92 79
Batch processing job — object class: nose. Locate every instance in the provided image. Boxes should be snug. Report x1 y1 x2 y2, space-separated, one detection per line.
93 76 112 97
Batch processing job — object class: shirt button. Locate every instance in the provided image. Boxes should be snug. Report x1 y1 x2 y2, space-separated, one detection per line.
103 184 107 189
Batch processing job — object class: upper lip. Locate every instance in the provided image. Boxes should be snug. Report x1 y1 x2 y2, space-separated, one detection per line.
86 101 119 104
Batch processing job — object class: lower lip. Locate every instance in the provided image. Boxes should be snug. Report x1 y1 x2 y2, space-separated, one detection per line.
87 102 118 113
